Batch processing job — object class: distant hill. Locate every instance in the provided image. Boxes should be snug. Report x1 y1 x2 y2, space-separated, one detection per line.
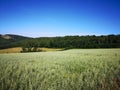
0 34 31 40
1 35 12 39
0 34 32 49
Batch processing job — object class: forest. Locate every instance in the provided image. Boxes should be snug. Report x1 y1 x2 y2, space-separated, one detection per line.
0 34 120 51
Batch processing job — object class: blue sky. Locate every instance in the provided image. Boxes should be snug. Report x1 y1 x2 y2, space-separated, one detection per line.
0 0 120 37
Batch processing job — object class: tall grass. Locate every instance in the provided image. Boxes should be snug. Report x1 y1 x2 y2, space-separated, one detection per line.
0 49 120 90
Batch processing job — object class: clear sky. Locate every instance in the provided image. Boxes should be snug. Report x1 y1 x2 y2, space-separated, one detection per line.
0 0 120 37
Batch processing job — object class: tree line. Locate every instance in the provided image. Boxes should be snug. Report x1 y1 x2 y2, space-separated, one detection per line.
21 34 120 52
0 34 120 51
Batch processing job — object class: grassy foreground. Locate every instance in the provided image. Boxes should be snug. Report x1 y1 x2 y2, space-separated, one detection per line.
0 49 120 90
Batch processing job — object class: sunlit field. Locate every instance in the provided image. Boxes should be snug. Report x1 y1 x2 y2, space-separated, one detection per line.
0 47 63 54
0 47 22 53
0 49 120 90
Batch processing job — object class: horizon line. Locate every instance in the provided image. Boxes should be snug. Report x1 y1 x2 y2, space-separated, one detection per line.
0 33 120 38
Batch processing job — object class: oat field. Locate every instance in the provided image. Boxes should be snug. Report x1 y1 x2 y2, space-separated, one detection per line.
0 49 120 90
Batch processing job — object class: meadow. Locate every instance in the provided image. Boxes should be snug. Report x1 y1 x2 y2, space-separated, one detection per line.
0 49 120 90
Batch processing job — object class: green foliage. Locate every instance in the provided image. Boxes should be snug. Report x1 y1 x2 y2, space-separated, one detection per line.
21 39 39 52
21 47 27 52
32 47 37 52
0 34 120 49
0 49 120 90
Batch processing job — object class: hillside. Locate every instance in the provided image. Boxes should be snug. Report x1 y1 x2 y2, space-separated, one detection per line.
0 34 31 49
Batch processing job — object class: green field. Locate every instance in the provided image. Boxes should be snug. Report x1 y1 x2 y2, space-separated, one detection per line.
0 49 120 90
